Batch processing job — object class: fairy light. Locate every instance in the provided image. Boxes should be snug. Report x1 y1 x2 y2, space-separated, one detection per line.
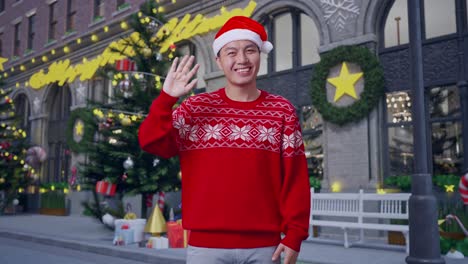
76 38 82 44
63 46 70 53
51 49 56 55
331 182 342 192
104 26 109 32
91 34 98 42
31 58 36 63
42 56 48 62
20 65 26 71
120 21 128 29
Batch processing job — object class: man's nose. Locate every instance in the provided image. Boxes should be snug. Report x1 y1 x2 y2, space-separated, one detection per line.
237 52 249 63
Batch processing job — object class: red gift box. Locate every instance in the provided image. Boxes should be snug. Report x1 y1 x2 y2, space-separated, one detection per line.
115 59 137 71
96 181 117 196
167 220 189 248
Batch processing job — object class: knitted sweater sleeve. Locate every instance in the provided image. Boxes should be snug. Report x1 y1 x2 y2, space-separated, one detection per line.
279 108 311 252
138 90 188 158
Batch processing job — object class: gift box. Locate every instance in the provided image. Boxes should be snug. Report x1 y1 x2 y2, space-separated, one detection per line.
115 59 137 71
115 218 147 243
95 181 116 196
167 220 189 248
147 236 169 249
114 224 134 245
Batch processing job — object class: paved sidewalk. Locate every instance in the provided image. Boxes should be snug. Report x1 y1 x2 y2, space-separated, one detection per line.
0 214 466 264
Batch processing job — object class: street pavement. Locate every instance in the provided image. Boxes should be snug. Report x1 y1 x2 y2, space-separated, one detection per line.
0 214 466 264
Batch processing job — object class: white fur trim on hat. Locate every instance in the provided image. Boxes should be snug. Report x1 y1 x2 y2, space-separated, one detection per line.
213 29 273 56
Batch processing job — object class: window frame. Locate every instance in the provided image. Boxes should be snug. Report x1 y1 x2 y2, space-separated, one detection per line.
66 0 76 32
27 14 35 50
48 2 57 41
259 8 318 77
13 22 21 56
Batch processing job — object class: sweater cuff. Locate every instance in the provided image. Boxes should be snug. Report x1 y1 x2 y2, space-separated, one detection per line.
151 90 179 112
280 229 305 252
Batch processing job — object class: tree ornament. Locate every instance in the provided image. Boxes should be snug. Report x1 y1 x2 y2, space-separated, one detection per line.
122 173 128 181
0 178 4 184
121 116 132 126
153 158 160 167
25 146 47 169
142 47 152 58
12 199 19 206
123 157 134 170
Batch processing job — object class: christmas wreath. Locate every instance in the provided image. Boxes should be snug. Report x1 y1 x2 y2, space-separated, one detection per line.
66 107 96 153
310 45 385 126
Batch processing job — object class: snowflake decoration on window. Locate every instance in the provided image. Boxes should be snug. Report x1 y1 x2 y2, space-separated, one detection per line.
321 0 360 32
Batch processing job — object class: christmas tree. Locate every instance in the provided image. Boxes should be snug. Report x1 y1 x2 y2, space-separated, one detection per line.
0 84 33 214
67 0 181 221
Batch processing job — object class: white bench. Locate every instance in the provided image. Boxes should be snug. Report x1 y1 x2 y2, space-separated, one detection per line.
308 188 410 253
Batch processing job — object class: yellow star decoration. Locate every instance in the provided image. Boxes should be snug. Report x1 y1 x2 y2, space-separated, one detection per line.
0 57 8 71
327 62 363 102
444 184 455 193
75 120 84 136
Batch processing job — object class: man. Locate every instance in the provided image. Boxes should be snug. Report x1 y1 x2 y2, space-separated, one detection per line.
139 16 310 264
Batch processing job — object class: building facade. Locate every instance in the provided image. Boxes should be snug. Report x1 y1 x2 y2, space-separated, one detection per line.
1 0 467 201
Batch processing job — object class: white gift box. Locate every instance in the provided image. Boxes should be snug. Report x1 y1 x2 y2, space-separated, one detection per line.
114 219 147 243
148 236 169 249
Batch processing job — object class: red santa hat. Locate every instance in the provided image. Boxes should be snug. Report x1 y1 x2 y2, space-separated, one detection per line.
213 16 273 56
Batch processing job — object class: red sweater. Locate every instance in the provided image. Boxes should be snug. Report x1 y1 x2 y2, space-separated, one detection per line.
139 88 310 251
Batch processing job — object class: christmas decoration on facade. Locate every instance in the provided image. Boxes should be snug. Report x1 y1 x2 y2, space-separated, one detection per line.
321 0 360 32
310 45 384 126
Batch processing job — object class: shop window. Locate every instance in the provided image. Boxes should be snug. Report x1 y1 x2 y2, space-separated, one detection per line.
178 42 206 91
424 0 456 39
300 105 323 179
260 9 320 75
429 86 462 175
46 85 71 183
386 91 414 177
0 0 4 12
383 0 409 48
388 124 414 177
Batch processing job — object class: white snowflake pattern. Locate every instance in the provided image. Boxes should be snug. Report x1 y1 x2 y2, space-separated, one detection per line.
229 125 252 141
321 0 360 32
203 124 223 141
282 134 296 150
189 125 200 142
258 126 278 144
173 117 191 138
295 130 304 147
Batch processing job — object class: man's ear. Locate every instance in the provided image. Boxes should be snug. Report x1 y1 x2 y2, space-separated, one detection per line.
215 56 222 70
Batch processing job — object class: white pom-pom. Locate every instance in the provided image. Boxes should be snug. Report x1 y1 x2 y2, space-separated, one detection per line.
102 213 115 228
446 249 464 259
261 41 273 54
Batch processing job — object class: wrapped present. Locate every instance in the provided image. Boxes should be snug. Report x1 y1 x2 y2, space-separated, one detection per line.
167 220 189 248
115 218 147 243
114 224 134 245
95 180 116 196
115 59 137 71
147 236 169 249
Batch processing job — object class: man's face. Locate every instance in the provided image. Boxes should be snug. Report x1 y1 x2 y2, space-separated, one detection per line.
216 40 261 89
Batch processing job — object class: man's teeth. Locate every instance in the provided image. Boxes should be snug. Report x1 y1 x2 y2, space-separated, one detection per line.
237 68 250 72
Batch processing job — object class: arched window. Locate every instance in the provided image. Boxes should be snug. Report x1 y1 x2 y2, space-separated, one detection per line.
259 9 320 75
383 0 457 48
46 85 71 183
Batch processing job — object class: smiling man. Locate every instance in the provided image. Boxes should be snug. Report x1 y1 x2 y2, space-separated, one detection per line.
139 16 310 264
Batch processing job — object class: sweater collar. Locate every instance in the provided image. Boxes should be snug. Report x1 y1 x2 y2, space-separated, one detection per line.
218 88 267 109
